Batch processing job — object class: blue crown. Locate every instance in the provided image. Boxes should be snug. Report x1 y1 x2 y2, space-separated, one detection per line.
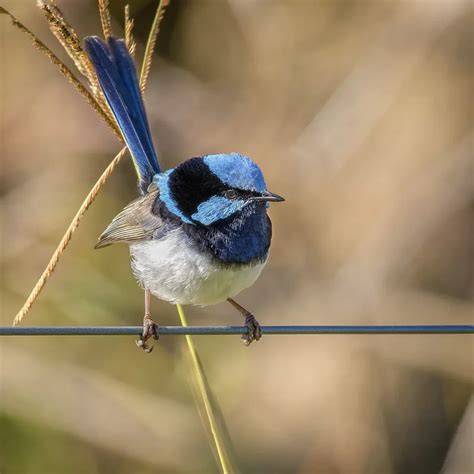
203 153 267 193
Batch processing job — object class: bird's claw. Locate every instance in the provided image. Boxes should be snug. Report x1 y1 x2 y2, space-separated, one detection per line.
241 313 262 346
136 315 159 353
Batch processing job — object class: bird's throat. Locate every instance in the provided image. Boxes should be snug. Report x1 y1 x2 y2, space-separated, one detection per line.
156 198 272 266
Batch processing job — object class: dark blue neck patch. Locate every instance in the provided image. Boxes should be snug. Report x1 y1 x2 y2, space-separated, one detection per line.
155 198 272 265
199 204 272 264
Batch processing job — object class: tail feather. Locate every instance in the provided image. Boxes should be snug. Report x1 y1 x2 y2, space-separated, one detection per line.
84 36 160 193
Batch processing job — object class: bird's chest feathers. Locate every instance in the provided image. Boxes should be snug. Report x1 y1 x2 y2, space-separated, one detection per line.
129 229 266 305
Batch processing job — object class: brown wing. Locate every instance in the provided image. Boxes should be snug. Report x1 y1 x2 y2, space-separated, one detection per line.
94 188 164 249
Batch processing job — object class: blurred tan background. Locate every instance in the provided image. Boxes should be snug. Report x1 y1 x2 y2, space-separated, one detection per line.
1 1 473 473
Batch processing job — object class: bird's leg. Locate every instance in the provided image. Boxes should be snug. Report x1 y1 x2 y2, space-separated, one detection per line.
227 298 262 346
136 289 159 353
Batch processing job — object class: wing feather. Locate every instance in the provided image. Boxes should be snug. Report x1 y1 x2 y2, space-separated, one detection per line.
95 189 164 248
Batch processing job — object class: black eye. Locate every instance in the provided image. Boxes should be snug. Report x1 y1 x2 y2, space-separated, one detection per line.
224 189 238 199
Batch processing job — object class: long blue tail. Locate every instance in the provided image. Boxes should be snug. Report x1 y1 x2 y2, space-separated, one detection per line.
84 36 160 193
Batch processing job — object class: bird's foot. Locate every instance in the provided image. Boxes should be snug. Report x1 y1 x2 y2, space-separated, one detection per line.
241 313 262 346
136 314 159 353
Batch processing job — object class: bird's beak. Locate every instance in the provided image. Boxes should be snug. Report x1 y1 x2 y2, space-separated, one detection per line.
251 191 285 202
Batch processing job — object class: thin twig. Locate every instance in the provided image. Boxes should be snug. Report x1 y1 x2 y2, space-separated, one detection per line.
0 7 122 141
37 1 115 125
12 147 128 326
97 0 112 39
139 0 169 92
124 5 136 57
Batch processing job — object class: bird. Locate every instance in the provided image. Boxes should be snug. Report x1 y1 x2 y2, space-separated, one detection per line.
84 36 284 352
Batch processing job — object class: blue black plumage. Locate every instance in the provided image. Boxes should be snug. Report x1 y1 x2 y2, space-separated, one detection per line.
149 155 273 264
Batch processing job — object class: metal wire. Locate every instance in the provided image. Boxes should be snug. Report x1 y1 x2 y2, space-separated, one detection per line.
0 325 473 336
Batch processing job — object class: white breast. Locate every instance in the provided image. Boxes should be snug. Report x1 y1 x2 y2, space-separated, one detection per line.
129 228 266 306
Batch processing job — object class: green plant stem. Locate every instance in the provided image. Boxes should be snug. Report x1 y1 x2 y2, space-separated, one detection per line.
176 304 232 474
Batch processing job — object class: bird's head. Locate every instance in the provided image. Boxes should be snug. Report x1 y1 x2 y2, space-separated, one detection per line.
155 153 284 225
